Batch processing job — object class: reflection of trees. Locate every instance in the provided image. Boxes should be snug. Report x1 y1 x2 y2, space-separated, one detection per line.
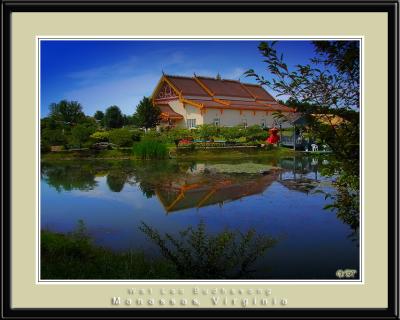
106 171 128 192
139 220 278 279
278 155 359 237
131 161 188 198
41 157 359 239
137 181 156 198
41 162 98 192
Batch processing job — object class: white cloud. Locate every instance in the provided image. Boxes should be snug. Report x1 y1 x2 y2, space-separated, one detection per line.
224 67 247 81
60 53 253 116
68 55 140 86
61 49 193 115
65 73 161 115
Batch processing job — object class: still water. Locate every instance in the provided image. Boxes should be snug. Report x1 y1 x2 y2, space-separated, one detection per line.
40 154 359 280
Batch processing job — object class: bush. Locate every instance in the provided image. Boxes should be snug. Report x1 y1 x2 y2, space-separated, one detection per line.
108 128 134 147
219 126 244 141
141 130 167 143
196 124 219 140
132 140 169 159
234 137 247 144
244 125 268 141
140 220 277 279
41 127 68 150
90 131 110 142
165 128 193 144
130 129 143 142
69 123 96 148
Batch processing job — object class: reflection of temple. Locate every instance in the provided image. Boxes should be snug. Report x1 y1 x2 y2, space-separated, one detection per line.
155 171 280 213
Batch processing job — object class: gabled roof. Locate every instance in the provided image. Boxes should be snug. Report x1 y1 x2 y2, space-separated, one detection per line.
167 75 210 97
195 76 254 99
242 83 276 101
152 74 295 113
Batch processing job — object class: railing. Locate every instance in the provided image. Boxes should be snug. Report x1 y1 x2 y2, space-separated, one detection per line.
280 135 295 146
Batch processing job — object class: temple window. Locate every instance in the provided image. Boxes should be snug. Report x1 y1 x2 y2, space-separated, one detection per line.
187 119 196 129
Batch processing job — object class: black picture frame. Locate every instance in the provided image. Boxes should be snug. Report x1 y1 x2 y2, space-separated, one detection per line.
1 1 398 319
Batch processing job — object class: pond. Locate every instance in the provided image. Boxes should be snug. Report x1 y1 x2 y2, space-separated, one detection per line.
40 153 360 280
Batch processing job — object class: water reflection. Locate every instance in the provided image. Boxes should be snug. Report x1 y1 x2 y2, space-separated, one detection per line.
41 156 359 232
41 156 328 212
40 155 360 279
41 162 98 192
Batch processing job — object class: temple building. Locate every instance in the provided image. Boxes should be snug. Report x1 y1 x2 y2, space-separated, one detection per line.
151 74 295 129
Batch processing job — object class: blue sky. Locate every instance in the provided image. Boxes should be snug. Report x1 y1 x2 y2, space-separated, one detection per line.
40 40 317 117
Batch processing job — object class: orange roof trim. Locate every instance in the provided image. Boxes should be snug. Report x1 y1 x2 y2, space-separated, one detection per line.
152 74 295 113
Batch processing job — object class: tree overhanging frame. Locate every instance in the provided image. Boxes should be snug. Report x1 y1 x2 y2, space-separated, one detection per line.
1 1 398 319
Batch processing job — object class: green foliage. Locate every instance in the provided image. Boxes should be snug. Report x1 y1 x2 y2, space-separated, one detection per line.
108 128 134 147
41 162 98 192
104 105 124 129
106 170 128 192
132 97 161 129
69 123 96 148
122 114 135 126
313 41 359 82
41 221 177 279
41 110 72 151
49 100 85 126
90 131 110 142
132 140 169 159
129 128 143 142
142 130 165 142
93 110 104 121
244 125 268 141
164 128 194 144
246 40 360 231
219 125 245 141
41 127 68 151
196 124 219 140
140 221 277 279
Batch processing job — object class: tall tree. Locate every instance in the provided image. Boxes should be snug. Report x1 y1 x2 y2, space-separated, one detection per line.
245 40 360 233
132 97 161 129
103 105 124 129
94 110 104 122
49 100 85 126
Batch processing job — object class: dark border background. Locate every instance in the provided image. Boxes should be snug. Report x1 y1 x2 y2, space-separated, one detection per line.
1 1 398 319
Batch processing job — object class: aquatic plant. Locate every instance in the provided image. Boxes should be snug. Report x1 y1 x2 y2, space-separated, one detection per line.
206 163 279 174
132 140 168 159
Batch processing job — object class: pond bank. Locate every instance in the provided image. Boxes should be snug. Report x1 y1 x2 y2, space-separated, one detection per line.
41 146 298 161
41 229 177 279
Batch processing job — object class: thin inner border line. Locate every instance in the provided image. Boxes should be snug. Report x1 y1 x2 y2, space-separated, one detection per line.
36 35 364 285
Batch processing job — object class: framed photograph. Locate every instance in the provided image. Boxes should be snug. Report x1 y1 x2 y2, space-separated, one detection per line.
2 1 398 318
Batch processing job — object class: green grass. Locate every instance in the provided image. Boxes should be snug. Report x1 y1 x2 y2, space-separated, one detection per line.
41 228 177 279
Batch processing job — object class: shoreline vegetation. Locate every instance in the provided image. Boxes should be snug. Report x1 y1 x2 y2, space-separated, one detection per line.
41 220 277 280
41 146 298 161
